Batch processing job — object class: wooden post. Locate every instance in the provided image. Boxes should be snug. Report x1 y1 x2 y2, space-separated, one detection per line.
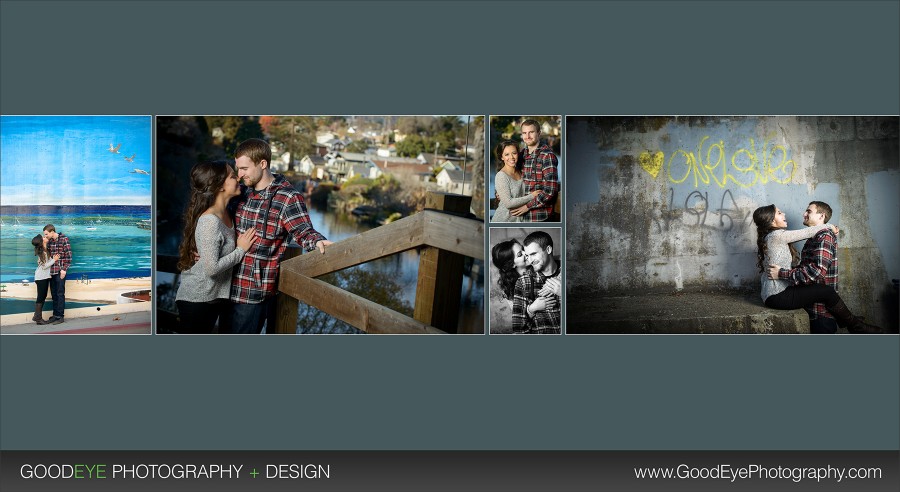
414 192 471 332
273 244 303 334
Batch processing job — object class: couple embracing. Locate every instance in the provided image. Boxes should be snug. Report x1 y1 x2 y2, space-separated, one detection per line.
30 224 71 325
492 119 559 223
491 231 561 334
753 200 881 334
174 139 331 334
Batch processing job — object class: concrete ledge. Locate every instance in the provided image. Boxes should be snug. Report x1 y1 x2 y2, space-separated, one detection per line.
567 289 810 334
0 303 150 333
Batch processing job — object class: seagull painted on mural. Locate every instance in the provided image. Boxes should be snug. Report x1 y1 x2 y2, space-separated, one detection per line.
130 168 150 175
108 143 121 153
124 154 136 162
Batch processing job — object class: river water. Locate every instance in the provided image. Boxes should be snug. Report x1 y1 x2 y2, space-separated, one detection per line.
305 202 484 334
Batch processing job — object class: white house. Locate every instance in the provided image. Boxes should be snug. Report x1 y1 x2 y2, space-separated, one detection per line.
316 131 336 144
436 160 459 172
417 152 466 169
325 138 346 152
346 162 384 181
375 160 434 183
325 152 381 181
436 168 472 195
269 150 291 172
376 145 397 157
299 154 327 175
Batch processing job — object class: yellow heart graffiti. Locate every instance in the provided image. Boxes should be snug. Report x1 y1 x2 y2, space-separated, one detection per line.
639 151 664 179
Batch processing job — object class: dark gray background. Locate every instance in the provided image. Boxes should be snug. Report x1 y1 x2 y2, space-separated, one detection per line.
1 1 898 451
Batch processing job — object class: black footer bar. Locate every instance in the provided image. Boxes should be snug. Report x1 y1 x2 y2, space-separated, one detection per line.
2 450 898 491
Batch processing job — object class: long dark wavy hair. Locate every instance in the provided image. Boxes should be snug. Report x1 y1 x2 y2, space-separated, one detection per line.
494 139 523 174
177 160 235 271
491 239 529 299
752 204 797 273
32 235 48 266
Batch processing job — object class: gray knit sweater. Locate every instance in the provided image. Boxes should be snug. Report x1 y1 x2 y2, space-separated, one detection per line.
176 214 246 303
759 223 832 302
491 171 531 223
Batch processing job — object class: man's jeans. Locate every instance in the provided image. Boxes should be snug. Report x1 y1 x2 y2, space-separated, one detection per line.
50 274 66 318
230 296 277 334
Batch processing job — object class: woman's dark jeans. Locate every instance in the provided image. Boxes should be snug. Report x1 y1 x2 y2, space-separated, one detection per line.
35 279 50 304
764 284 839 310
176 299 231 334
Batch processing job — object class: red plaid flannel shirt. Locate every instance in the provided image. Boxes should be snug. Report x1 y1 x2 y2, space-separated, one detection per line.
512 265 561 334
511 272 536 333
521 143 559 222
778 228 838 321
230 175 326 304
46 233 72 276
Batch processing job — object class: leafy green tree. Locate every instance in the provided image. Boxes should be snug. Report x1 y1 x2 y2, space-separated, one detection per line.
489 116 518 141
395 134 428 157
429 132 458 156
346 139 370 153
316 116 347 132
490 115 560 144
204 116 264 153
234 119 264 149
260 116 315 171
396 116 432 136
433 115 464 137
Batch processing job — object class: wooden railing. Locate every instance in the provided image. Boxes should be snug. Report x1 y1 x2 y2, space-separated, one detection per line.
275 192 483 334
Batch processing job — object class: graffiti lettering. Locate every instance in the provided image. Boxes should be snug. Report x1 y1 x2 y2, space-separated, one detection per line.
653 188 754 234
639 135 797 188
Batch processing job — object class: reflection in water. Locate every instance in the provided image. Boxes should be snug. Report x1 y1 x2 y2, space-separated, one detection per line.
300 203 484 334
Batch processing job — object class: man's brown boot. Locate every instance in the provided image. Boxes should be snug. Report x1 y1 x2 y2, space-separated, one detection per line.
830 300 882 334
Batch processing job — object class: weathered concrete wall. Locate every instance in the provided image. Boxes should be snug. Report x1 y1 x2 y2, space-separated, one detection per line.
567 116 899 329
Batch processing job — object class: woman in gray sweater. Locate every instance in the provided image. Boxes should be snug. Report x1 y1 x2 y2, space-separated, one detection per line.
752 204 877 332
175 161 256 333
31 234 59 325
491 140 538 223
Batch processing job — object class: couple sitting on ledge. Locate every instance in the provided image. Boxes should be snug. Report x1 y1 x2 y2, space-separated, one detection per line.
753 201 880 334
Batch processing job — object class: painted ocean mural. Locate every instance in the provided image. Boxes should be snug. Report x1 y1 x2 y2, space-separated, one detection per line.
0 205 151 283
0 116 152 321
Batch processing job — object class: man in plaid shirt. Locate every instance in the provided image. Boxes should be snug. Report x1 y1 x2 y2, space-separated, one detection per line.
509 119 559 222
769 201 839 333
42 224 72 324
229 139 332 334
512 231 561 334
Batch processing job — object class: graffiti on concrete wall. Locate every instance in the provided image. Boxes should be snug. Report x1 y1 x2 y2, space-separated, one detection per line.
653 188 754 234
639 135 797 188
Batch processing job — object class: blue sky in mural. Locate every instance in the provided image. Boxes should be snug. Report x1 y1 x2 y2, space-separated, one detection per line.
1 116 151 205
